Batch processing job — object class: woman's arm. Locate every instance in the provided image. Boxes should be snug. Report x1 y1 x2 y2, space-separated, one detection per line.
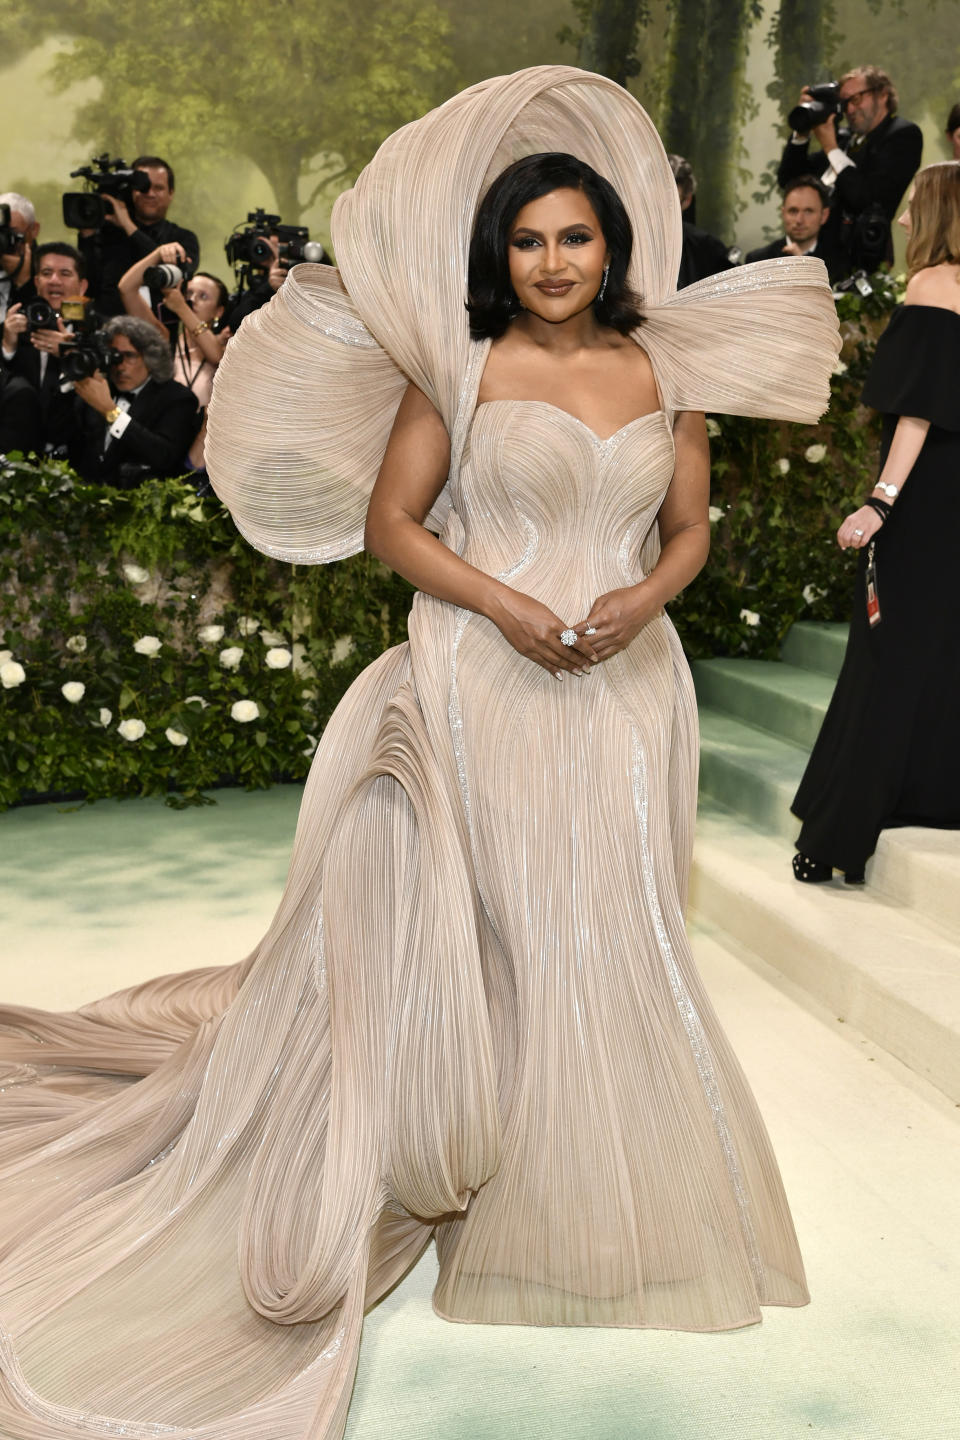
160 288 227 365
365 383 599 677
577 410 710 658
837 413 930 550
117 247 173 336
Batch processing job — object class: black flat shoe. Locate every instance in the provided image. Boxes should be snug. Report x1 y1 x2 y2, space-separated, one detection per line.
792 852 833 883
843 869 866 885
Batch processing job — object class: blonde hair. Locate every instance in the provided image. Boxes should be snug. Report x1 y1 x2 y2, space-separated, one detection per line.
905 162 960 279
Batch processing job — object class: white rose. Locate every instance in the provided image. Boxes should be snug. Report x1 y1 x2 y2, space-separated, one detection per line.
165 727 189 746
775 457 791 475
61 681 86 703
804 444 827 464
831 357 848 376
265 646 293 670
708 506 725 524
184 694 209 708
123 563 150 584
739 608 761 628
219 646 244 670
65 634 87 654
260 630 287 648
302 733 319 758
802 583 825 605
231 699 260 723
98 707 113 727
237 616 260 636
197 624 225 644
118 718 146 741
330 635 355 665
0 660 26 688
705 418 722 438
0 649 12 665
133 635 162 656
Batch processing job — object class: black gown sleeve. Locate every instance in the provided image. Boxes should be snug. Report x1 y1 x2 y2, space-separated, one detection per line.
861 305 960 431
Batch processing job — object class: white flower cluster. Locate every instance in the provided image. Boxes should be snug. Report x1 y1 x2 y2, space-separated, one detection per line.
1 659 26 688
804 444 827 464
802 583 826 606
65 634 87 654
330 635 355 665
123 563 150 585
705 418 722 439
197 624 224 644
265 647 292 670
739 608 761 628
133 635 162 656
708 506 725 525
231 699 260 723
61 681 85 704
118 718 146 741
775 457 791 475
219 646 243 670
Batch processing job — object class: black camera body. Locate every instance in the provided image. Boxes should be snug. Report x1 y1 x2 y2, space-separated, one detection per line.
59 331 123 385
275 224 327 266
62 156 151 230
225 210 282 270
24 299 58 333
0 202 25 257
788 82 842 135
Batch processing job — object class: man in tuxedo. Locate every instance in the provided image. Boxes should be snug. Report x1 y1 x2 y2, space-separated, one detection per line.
68 315 200 486
777 66 922 272
77 156 200 325
746 176 844 283
1 243 90 454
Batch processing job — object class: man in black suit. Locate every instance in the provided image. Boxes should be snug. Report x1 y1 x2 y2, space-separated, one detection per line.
77 156 200 329
777 65 922 273
1 243 91 455
746 176 844 283
668 155 735 290
68 315 200 486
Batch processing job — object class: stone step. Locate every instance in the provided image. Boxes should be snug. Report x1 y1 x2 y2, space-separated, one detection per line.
689 807 960 1103
698 708 805 841
780 620 849 679
692 657 835 750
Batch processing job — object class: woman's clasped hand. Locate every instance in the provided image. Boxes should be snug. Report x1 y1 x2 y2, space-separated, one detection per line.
488 582 660 678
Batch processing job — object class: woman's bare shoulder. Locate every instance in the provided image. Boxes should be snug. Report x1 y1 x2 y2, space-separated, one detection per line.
904 264 960 313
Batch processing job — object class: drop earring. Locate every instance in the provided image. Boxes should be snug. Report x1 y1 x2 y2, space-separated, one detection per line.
597 264 610 303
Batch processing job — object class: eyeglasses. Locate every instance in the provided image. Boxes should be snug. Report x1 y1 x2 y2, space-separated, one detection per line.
841 88 877 110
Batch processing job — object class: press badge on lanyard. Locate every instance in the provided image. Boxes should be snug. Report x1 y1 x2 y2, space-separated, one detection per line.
865 541 881 627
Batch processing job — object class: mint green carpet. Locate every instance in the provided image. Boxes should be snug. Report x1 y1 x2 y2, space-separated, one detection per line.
2 788 958 1440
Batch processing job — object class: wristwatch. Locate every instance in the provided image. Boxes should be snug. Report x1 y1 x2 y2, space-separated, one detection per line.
874 481 899 498
104 406 121 425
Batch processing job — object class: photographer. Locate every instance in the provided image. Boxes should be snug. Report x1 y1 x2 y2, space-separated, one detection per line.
118 245 229 469
668 155 735 289
1 242 90 455
0 192 38 321
746 176 844 282
947 102 960 162
223 235 288 333
778 66 922 273
76 156 199 329
68 315 200 486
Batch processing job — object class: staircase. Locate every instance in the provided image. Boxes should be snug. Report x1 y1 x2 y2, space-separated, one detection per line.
689 622 960 1102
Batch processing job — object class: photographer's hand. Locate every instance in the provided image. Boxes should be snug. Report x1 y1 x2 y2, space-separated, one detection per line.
74 371 116 416
1 302 26 356
30 317 70 357
101 193 137 236
157 242 187 265
267 260 287 292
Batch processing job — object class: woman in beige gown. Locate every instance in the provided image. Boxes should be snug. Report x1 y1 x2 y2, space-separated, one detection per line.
0 68 839 1440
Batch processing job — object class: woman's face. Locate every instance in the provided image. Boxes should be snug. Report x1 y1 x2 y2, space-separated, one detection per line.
507 187 609 324
185 275 224 324
897 185 915 235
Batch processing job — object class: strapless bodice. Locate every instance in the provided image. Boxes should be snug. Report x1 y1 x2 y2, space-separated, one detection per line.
453 400 675 619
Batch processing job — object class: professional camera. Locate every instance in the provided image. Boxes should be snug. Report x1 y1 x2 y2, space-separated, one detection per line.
275 224 327 265
24 299 58 333
788 82 842 135
142 258 197 291
59 330 123 385
849 203 889 270
0 203 24 256
224 210 281 270
62 156 151 229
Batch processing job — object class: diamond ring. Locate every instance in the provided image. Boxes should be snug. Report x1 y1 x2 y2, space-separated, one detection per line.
853 528 864 537
560 629 578 646
584 625 597 635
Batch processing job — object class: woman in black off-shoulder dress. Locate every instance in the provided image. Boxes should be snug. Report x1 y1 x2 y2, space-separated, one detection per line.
792 161 960 882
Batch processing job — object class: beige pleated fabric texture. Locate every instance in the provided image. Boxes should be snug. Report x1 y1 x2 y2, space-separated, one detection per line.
0 66 839 1440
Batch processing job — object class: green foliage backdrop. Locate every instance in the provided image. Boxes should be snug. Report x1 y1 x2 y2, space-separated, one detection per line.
0 280 896 811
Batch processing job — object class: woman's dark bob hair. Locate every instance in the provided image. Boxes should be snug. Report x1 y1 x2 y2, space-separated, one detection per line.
467 152 644 340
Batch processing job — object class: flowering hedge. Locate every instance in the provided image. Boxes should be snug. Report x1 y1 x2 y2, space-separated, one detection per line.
0 274 898 808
